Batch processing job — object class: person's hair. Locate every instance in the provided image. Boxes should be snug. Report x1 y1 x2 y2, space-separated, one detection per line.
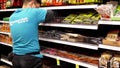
22 0 41 4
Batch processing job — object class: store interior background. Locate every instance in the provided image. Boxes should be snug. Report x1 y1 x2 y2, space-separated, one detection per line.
0 0 120 68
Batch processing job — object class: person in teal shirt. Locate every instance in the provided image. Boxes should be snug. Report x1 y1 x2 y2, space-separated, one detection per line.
9 0 54 68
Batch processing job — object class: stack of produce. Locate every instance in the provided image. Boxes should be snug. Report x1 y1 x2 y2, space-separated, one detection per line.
62 12 100 25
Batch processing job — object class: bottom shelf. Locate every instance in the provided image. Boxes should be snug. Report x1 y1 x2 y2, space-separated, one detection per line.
41 52 98 68
1 58 12 66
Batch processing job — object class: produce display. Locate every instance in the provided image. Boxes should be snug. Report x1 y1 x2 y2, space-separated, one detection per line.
39 30 100 45
41 47 99 65
61 12 100 25
102 30 120 46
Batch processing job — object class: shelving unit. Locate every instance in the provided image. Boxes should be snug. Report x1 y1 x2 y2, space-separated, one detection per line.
0 5 97 12
1 58 12 66
99 44 120 51
40 23 98 30
0 42 12 47
0 9 17 12
0 1 120 68
0 32 11 35
41 52 98 68
0 21 9 23
98 20 120 25
39 38 98 50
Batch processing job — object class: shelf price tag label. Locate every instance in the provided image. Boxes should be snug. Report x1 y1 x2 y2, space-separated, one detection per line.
56 58 60 66
76 64 79 68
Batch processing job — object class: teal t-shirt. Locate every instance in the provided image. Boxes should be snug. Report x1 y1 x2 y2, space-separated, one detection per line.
9 8 47 58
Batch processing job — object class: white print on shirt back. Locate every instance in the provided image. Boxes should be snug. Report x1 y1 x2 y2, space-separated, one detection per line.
10 17 28 26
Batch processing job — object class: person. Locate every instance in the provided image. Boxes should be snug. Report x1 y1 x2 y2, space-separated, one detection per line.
9 0 54 68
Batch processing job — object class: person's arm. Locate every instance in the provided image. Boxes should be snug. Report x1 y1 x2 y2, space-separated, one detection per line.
44 10 55 23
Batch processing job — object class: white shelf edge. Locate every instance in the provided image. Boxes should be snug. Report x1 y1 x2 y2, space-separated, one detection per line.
0 32 11 35
99 44 120 51
0 9 17 12
41 52 98 68
98 20 120 25
39 38 98 50
0 5 98 12
1 58 12 66
0 42 12 47
0 21 9 23
39 23 98 30
41 5 98 10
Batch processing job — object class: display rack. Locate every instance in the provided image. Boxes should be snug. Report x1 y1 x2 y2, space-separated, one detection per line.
39 38 98 50
0 42 12 47
0 32 11 35
99 44 120 51
0 9 17 12
41 52 98 68
0 21 9 23
1 58 12 66
40 23 98 30
0 5 97 12
0 3 120 68
98 20 120 25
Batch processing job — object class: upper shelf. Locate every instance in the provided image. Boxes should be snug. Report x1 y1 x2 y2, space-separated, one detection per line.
40 23 98 30
0 8 17 12
0 21 9 23
0 5 98 12
98 20 120 25
41 5 98 10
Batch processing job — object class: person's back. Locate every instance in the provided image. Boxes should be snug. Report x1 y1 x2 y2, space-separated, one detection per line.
9 0 54 68
10 8 46 57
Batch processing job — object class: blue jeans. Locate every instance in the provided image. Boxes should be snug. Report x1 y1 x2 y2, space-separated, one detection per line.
12 54 43 68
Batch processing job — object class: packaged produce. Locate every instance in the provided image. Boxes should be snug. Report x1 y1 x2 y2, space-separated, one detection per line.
99 51 113 68
62 14 77 24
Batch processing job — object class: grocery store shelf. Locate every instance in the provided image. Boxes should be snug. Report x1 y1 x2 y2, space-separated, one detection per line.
41 52 98 68
98 20 120 25
0 32 11 35
39 38 98 50
41 5 98 10
0 21 9 23
40 23 98 30
0 5 97 12
1 58 12 66
0 42 12 47
0 9 17 12
99 44 120 51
